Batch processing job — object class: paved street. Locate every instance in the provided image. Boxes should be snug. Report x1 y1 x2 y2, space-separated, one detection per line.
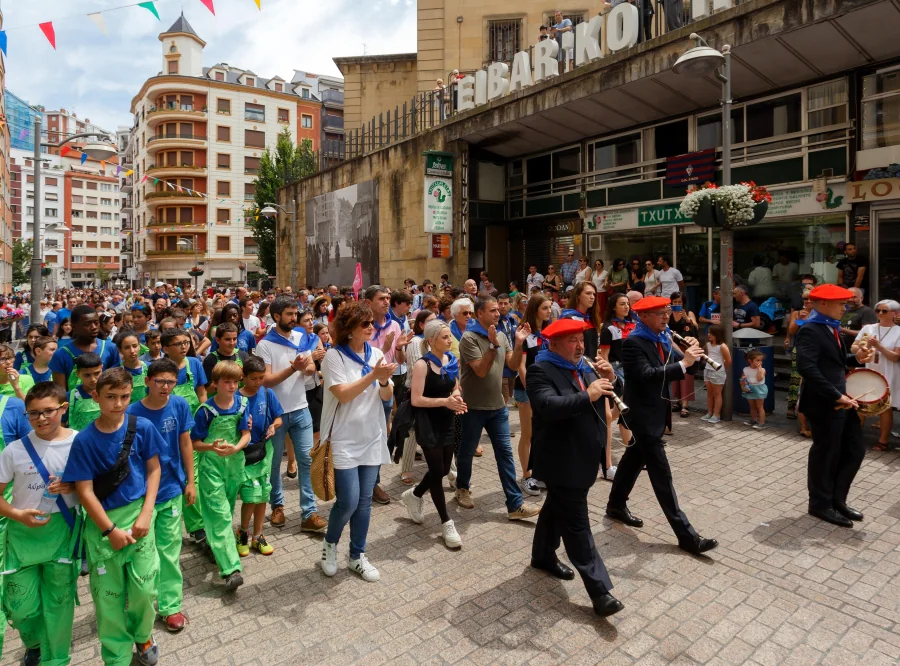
5 412 900 665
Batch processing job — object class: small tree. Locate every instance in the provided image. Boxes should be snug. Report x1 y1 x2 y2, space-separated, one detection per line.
248 128 317 276
12 239 33 286
94 263 111 288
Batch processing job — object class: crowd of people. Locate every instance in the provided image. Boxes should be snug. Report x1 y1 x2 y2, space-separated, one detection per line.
0 257 892 664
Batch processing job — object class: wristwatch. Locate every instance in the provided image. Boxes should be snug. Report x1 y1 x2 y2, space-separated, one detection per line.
101 523 117 538
489 343 499 351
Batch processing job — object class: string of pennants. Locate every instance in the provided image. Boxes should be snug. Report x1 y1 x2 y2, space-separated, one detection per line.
0 0 263 56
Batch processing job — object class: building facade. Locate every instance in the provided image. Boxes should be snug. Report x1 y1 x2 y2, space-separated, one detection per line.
5 90 42 151
64 171 122 289
291 70 346 168
128 13 326 288
0 13 16 292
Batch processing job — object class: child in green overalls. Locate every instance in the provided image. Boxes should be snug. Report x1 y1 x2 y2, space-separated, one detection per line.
62 368 165 666
202 322 249 398
0 382 80 666
66 352 103 432
115 331 148 404
237 356 283 557
0 343 34 400
23 336 57 384
161 329 207 545
190 360 250 591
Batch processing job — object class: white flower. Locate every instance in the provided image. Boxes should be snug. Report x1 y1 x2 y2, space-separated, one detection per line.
680 184 758 226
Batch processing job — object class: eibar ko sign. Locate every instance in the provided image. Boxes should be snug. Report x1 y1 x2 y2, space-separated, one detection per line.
424 152 453 233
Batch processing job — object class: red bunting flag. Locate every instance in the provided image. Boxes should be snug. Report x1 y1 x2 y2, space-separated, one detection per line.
60 146 71 156
199 0 216 14
39 22 56 50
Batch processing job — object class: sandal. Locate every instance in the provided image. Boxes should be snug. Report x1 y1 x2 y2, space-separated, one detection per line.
799 428 811 438
400 473 415 485
680 409 689 418
474 446 484 457
872 441 889 451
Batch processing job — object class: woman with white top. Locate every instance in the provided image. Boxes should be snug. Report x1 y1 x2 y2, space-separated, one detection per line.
851 299 900 451
574 256 592 286
642 259 662 296
592 259 609 320
319 301 398 582
399 310 437 484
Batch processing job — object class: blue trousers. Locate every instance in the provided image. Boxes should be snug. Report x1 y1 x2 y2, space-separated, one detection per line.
269 407 316 519
458 407 523 512
325 465 379 558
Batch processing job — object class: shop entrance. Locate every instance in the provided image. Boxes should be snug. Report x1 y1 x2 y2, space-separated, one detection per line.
874 208 900 303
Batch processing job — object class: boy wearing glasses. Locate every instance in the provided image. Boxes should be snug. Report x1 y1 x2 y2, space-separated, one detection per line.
0 383 78 666
161 330 207 415
67 353 103 432
127 358 196 633
0 343 33 400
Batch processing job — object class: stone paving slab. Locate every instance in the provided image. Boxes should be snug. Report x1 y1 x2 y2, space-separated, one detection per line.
4 412 900 665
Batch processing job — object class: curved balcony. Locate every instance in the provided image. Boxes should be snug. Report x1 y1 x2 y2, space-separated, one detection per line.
143 249 201 259
146 132 207 153
147 218 209 232
145 190 208 208
147 107 207 129
146 164 208 180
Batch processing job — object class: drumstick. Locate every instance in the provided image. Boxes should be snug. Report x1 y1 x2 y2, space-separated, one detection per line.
851 389 874 402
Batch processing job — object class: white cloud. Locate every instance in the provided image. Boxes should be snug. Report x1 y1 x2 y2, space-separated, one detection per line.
3 0 417 132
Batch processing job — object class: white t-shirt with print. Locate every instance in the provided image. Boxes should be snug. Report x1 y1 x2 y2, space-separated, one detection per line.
0 432 78 511
658 267 684 298
256 330 310 413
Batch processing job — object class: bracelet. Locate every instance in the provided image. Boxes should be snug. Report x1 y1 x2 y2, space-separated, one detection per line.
101 523 117 538
379 381 389 387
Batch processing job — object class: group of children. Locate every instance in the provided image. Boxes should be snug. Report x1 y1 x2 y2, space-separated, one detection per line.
0 306 286 665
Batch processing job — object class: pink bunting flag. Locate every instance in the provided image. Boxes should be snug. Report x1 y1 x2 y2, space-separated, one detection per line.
141 175 148 183
353 263 363 300
39 23 56 50
199 0 216 14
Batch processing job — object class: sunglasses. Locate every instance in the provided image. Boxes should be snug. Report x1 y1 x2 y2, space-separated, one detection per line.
360 320 374 328
876 309 891 314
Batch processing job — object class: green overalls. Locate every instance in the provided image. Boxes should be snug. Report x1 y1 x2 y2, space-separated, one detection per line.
84 499 158 666
207 352 243 397
239 390 273 505
0 374 34 399
197 398 247 578
68 388 101 432
124 362 148 404
173 361 203 534
63 340 108 390
154 495 183 618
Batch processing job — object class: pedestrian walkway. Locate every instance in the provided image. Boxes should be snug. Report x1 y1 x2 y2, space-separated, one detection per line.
5 412 900 665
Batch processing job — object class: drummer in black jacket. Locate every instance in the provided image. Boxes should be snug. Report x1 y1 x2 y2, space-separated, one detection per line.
796 284 874 528
526 318 624 617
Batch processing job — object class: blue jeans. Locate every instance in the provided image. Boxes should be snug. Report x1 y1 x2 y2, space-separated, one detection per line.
269 407 316 519
325 465 380 558
458 407 523 512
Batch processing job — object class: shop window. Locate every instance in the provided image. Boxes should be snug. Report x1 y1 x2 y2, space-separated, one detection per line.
808 80 848 146
745 93 801 156
589 132 641 184
488 19 521 63
862 67 900 150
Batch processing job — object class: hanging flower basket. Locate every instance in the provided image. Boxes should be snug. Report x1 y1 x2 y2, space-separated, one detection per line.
679 181 771 230
41 267 52 277
188 268 204 277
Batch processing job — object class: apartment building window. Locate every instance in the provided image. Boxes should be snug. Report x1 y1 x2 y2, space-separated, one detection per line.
245 238 258 255
180 178 194 190
244 156 260 175
278 108 290 123
217 126 231 142
301 115 313 129
86 197 98 205
168 60 178 75
301 88 310 99
215 71 224 82
26 191 34 199
244 183 256 200
101 241 111 249
164 208 178 224
217 98 231 115
216 236 231 252
217 153 231 169
26 175 34 184
86 241 98 248
45 192 58 201
697 109 745 152
246 77 255 87
86 211 98 219
245 130 265 148
588 132 642 184
101 227 113 235
101 198 112 206
71 179 83 189
274 83 283 92
245 103 265 122
179 122 194 139
100 183 113 191
72 210 83 218
72 226 83 233
25 206 34 216
101 213 112 220
180 208 193 224
488 19 521 63
73 255 84 263
86 226 98 233
86 182 98 190
862 68 900 150
45 254 58 264
45 208 58 217
217 209 230 224
217 181 231 197
180 152 194 167
45 177 58 186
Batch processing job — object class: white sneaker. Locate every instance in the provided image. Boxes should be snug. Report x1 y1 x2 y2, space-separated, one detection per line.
349 554 380 582
441 520 462 549
708 416 720 424
401 488 425 524
447 469 457 490
533 479 547 490
521 477 541 496
606 465 617 481
320 541 338 577
700 413 712 421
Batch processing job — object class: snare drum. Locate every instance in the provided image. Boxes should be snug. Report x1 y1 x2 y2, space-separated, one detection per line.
845 368 891 416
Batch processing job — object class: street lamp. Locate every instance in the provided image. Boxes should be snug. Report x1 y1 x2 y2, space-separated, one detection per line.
29 117 117 322
261 199 297 290
177 237 201 293
674 33 734 420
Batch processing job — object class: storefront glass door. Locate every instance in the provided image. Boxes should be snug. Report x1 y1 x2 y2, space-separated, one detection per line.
874 209 900 303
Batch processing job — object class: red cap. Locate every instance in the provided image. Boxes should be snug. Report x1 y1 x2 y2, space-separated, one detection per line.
541 318 592 338
631 296 671 313
809 284 854 301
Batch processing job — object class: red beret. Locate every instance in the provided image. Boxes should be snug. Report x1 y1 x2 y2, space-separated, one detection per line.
542 318 591 338
631 296 671 313
809 284 854 301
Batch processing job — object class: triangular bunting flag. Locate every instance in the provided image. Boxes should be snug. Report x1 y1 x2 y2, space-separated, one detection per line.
87 13 108 36
141 175 149 183
138 2 160 20
176 185 183 193
60 146 71 156
80 153 88 164
153 178 159 185
125 170 134 176
39 22 56 50
0 31 7 57
254 0 261 8
115 165 122 176
200 0 216 15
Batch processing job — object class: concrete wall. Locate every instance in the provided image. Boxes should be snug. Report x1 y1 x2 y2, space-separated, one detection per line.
335 54 418 135
276 129 468 288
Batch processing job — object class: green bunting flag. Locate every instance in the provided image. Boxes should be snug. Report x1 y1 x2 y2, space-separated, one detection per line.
138 2 160 20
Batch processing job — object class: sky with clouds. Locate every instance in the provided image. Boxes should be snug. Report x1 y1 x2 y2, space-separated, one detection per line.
3 0 417 133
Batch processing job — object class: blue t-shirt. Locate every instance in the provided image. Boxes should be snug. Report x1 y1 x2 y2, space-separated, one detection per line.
49 338 121 382
127 395 195 504
13 349 33 371
177 356 207 389
698 301 720 332
0 397 31 447
210 329 256 355
241 388 284 444
139 352 163 364
63 416 164 511
56 308 71 323
734 300 760 326
190 395 250 443
24 366 52 383
43 310 59 334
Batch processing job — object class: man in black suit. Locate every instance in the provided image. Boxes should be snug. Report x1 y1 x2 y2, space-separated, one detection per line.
527 318 625 617
796 284 873 528
606 296 718 555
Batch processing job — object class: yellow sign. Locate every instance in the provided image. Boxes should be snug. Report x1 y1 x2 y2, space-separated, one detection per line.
848 178 900 203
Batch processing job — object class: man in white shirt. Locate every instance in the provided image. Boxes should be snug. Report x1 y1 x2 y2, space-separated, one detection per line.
656 255 685 299
256 296 325 533
772 253 798 299
526 265 545 292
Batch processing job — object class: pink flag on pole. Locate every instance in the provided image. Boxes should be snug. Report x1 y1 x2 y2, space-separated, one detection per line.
352 263 363 300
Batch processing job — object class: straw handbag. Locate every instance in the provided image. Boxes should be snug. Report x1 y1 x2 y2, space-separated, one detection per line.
311 408 337 501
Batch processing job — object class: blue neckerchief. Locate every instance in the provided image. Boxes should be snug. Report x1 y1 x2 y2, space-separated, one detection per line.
262 328 305 353
450 319 464 340
388 308 406 328
535 349 589 381
796 309 841 330
291 328 321 352
561 308 588 321
414 333 424 339
628 320 673 354
372 316 391 342
336 343 375 383
422 351 459 382
466 319 490 338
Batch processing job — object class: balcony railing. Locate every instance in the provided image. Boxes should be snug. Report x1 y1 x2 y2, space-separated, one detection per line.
145 190 207 200
146 164 206 172
148 133 207 142
146 249 199 256
321 89 344 105
148 217 206 227
323 115 344 130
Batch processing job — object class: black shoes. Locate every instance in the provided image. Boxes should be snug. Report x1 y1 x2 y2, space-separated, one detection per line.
678 536 719 555
834 503 864 522
531 558 575 580
809 507 853 528
606 506 643 528
592 593 625 617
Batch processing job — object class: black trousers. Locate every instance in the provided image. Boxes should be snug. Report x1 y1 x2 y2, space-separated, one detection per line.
806 408 864 512
532 485 612 600
607 433 698 542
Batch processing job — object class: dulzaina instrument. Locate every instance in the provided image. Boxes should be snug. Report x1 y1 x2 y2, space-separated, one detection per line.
670 330 722 371
584 359 630 416
844 368 891 415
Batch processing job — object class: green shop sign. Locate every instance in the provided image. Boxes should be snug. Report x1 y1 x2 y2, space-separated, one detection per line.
638 204 690 227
